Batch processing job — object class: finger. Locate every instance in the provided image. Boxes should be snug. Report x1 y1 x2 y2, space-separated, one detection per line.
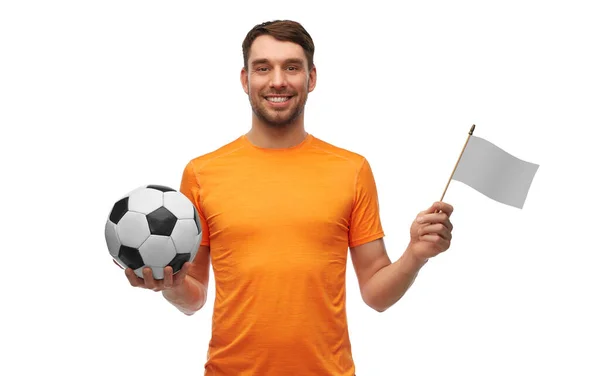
415 208 435 223
163 266 174 289
142 267 158 290
419 234 451 251
434 201 454 217
418 223 452 241
429 201 454 216
416 202 446 220
424 217 454 232
113 259 124 269
173 262 191 286
125 268 142 287
417 212 448 224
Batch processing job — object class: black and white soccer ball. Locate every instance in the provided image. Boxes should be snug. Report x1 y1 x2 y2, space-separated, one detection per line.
104 185 202 279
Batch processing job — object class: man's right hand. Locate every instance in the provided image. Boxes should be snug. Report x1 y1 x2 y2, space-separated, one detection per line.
114 259 192 292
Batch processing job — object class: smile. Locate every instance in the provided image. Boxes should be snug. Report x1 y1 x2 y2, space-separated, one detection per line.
265 96 292 103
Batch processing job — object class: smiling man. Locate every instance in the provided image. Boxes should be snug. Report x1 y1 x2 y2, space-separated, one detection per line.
121 20 455 375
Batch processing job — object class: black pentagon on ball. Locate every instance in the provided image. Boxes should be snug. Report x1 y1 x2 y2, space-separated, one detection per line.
168 253 191 273
109 197 129 224
193 207 201 234
146 206 177 236
118 245 145 270
146 184 176 193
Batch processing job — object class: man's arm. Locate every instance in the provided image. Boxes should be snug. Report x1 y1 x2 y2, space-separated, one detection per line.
350 202 454 312
162 245 211 315
350 238 427 313
162 275 208 316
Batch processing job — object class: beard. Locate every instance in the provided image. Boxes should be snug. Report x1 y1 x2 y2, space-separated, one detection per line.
248 85 308 128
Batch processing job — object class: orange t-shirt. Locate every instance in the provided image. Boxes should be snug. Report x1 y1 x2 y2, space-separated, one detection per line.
180 133 385 376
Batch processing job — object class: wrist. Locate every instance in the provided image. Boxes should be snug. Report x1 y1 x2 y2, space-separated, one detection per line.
402 243 429 271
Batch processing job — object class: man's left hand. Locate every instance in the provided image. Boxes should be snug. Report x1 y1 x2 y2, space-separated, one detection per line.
408 201 454 261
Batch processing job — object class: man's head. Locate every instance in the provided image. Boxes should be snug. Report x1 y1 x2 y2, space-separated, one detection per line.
242 20 315 71
241 20 317 128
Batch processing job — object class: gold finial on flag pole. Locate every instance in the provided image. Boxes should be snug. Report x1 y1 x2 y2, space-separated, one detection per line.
440 124 476 202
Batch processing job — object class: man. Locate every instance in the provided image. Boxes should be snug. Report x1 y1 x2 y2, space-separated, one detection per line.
122 20 454 375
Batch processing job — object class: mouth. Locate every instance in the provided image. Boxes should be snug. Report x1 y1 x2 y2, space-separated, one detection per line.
264 95 293 106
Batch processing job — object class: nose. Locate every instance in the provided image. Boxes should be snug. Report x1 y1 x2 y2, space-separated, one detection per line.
269 67 287 89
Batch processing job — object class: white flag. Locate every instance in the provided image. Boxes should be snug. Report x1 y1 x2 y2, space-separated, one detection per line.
452 135 539 209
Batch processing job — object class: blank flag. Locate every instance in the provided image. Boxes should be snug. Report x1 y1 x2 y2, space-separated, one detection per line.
452 135 539 209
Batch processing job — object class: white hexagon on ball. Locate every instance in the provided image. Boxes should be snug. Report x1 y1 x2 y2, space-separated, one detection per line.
128 187 163 215
139 235 176 266
171 219 201 254
163 191 195 219
104 221 121 258
121 185 146 200
117 211 150 248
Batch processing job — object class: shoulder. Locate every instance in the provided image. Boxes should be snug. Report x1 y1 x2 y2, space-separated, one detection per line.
309 135 369 169
185 135 247 172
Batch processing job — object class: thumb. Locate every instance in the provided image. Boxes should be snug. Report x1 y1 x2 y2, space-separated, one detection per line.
426 201 442 213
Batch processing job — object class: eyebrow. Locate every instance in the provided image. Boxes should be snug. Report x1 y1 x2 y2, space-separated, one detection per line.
250 58 305 66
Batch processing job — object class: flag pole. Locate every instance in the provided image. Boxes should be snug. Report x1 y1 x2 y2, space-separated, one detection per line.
440 124 476 202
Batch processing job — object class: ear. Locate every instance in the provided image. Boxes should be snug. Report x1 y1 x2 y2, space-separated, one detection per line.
240 67 249 94
308 64 317 93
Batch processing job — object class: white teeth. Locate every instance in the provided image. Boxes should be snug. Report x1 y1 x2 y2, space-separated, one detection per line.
267 97 290 103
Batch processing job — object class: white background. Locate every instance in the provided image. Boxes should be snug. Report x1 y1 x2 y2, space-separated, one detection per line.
1 1 599 375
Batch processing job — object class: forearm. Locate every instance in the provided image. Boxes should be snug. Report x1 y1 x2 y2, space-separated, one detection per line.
162 276 207 315
362 244 428 312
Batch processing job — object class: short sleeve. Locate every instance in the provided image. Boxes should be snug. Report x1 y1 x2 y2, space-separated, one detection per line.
348 158 385 247
179 161 210 247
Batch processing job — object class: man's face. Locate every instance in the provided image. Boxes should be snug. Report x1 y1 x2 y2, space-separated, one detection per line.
241 35 316 128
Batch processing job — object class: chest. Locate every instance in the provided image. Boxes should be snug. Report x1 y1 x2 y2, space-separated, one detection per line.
200 160 355 245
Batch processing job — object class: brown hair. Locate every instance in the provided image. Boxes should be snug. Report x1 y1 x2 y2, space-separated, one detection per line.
242 20 315 70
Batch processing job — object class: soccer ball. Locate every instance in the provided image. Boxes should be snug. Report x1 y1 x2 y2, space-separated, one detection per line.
104 184 202 279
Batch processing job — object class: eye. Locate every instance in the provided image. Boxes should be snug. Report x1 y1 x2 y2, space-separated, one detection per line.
256 67 269 72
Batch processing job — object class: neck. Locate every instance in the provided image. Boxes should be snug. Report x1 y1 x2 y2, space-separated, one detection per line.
246 116 308 149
